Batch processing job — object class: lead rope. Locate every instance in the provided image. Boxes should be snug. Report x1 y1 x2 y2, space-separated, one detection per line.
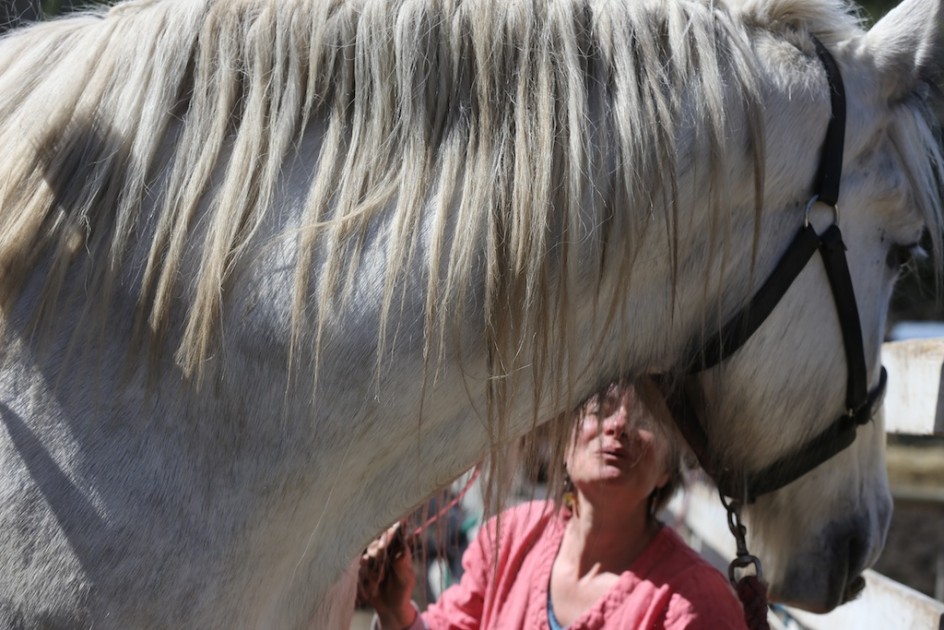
412 466 481 537
721 493 770 630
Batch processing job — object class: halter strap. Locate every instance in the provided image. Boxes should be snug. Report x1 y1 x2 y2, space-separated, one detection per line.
691 37 849 375
666 36 887 503
665 367 886 502
812 36 846 207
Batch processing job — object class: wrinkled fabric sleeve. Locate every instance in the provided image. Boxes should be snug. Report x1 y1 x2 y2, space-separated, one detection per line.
660 566 748 630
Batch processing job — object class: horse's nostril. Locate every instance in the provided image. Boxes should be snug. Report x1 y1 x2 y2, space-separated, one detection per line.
847 531 868 575
845 575 866 602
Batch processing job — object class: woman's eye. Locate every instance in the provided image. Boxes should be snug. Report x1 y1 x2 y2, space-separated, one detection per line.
599 393 621 417
887 242 927 271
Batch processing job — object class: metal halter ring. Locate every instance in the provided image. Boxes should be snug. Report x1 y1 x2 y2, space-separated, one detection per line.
804 194 840 228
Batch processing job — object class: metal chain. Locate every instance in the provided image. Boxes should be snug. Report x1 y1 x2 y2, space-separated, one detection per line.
720 491 764 586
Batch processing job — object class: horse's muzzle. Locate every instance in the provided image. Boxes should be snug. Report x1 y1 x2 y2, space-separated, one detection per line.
770 501 891 613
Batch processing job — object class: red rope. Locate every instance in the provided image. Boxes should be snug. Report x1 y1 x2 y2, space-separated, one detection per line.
735 575 770 630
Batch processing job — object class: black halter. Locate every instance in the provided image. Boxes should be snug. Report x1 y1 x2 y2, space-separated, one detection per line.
665 37 888 504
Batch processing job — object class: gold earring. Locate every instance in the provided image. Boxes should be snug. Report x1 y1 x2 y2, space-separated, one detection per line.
563 470 578 515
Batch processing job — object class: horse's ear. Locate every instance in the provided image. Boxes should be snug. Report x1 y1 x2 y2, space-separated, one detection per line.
865 0 944 105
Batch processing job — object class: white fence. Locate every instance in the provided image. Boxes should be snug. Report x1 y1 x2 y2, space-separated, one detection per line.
672 339 944 630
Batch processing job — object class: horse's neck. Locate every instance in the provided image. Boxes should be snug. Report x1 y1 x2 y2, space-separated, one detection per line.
0 115 767 628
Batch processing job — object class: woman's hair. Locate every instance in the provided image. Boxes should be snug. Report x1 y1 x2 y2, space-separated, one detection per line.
649 435 685 517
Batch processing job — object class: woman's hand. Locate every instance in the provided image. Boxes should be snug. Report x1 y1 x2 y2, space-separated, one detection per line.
357 522 418 629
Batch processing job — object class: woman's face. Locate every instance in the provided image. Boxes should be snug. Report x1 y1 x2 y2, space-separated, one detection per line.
565 384 670 506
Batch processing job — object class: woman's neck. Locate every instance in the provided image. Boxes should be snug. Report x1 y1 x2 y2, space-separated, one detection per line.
558 494 660 577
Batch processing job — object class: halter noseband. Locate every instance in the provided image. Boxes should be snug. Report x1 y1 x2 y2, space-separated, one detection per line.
665 37 888 504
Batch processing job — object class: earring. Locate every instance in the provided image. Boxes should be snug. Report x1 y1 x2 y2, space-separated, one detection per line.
562 469 578 516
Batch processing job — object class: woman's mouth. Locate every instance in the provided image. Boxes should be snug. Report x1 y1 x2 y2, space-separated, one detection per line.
598 444 627 459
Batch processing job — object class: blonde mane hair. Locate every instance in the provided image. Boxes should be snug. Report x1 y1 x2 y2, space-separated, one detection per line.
0 0 925 458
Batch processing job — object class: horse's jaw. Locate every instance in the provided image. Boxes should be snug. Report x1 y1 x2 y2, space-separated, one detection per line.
745 432 893 613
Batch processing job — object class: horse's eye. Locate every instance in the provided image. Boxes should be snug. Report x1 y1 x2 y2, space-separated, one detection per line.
887 242 927 271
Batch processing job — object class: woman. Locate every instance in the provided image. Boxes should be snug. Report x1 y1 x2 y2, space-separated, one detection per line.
359 381 747 629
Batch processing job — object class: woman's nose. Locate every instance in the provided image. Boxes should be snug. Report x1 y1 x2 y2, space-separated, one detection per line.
602 405 628 435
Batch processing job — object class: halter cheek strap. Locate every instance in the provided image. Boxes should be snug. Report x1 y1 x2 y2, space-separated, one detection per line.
665 36 888 504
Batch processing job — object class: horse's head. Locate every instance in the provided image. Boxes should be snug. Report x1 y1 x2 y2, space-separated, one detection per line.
670 0 944 613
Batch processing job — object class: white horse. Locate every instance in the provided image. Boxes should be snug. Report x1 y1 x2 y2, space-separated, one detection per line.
0 0 939 627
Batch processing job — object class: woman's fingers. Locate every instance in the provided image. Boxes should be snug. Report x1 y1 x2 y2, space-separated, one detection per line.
356 568 381 607
365 522 404 562
389 542 414 582
357 522 411 607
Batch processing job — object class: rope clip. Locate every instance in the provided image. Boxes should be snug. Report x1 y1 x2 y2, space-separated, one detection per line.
721 493 764 585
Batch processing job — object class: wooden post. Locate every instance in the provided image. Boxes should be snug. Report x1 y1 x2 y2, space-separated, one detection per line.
883 339 944 436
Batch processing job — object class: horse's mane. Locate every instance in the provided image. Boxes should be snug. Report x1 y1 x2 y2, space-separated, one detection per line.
0 0 915 447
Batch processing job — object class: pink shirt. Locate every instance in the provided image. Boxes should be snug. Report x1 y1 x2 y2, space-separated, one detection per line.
420 501 747 629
